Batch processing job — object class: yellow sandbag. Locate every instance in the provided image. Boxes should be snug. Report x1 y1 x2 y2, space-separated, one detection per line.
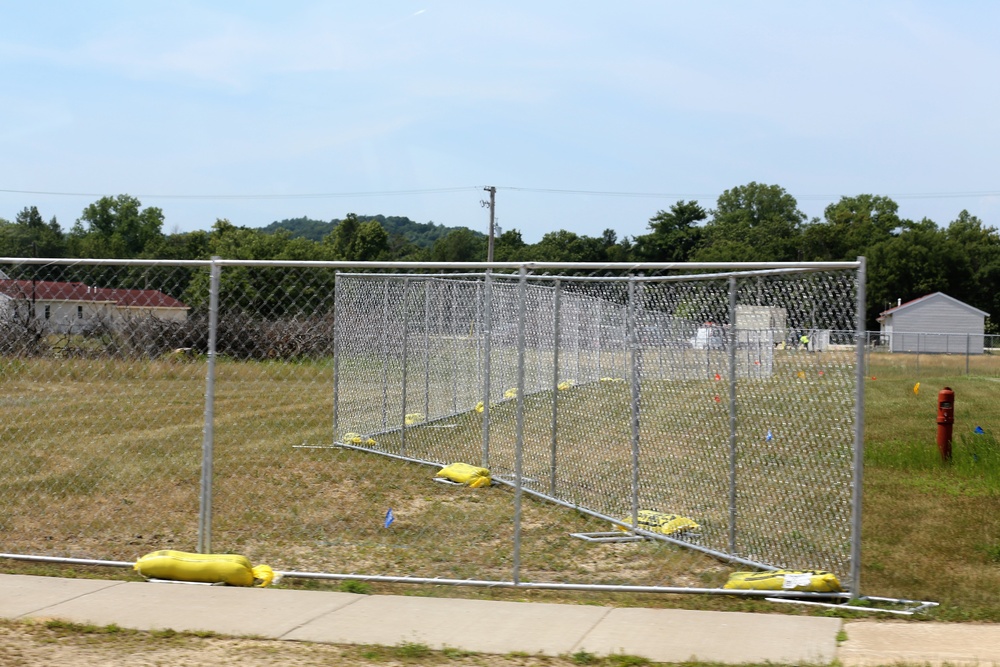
134 550 275 587
405 412 425 425
723 569 842 593
435 462 492 488
615 510 699 536
503 388 518 399
557 379 576 390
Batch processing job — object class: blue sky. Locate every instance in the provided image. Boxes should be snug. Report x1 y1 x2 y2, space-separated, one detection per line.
2 2 998 244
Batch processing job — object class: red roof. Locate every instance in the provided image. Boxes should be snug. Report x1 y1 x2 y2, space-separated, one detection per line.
0 279 188 309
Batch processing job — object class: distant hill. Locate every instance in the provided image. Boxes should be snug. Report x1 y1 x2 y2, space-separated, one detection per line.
262 215 484 248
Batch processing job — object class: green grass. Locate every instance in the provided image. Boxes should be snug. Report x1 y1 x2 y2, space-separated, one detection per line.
339 579 373 594
860 363 1000 619
38 618 217 642
1 351 999 621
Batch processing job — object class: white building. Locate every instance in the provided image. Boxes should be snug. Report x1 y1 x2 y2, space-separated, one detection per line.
0 279 188 333
877 292 988 354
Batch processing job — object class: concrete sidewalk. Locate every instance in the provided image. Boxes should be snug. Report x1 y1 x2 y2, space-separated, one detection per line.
1 574 999 665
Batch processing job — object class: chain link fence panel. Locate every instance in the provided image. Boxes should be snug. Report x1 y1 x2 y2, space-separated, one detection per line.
333 265 863 587
1 258 864 596
0 260 208 560
863 332 1000 378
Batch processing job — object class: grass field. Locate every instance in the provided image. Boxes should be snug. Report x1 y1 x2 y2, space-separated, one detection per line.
859 355 1000 619
1 351 999 620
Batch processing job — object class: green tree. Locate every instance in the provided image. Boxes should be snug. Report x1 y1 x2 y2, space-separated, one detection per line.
693 183 806 261
324 213 360 259
322 213 391 260
430 228 486 262
599 228 634 262
68 195 165 258
945 210 1000 330
530 230 607 262
156 229 212 261
802 194 901 261
0 206 65 258
493 229 527 261
867 218 970 328
387 234 428 261
632 200 706 262
352 221 391 261
183 219 334 317
128 229 213 305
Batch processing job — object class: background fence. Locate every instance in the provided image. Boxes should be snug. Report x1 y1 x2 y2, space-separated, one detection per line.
862 331 1000 379
1 258 865 597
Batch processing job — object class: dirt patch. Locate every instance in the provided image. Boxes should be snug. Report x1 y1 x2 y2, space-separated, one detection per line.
0 619 594 667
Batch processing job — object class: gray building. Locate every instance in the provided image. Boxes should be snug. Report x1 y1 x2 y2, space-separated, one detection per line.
877 292 988 354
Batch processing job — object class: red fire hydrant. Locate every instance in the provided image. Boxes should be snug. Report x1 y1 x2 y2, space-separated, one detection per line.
936 387 955 462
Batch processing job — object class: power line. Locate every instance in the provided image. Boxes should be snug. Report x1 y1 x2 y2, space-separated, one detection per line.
1 185 999 202
0 186 481 200
499 186 1000 201
500 186 707 199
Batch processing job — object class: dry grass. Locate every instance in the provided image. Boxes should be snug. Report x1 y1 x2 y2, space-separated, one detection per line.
0 357 733 593
2 352 1000 620
2 617 670 667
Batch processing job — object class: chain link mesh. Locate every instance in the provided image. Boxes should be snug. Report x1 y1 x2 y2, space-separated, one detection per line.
1 259 862 589
334 267 861 581
861 331 1000 379
0 261 207 558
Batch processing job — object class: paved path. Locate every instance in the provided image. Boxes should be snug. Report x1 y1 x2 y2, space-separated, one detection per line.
2 574 999 665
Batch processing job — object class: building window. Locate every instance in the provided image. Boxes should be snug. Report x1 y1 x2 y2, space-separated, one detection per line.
77 305 83 319
44 305 51 320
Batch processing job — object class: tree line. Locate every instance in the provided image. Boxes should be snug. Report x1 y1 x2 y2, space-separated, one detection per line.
1 183 997 330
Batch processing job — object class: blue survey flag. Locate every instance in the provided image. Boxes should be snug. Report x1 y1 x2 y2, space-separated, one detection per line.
384 508 395 528
975 426 985 435
765 429 773 442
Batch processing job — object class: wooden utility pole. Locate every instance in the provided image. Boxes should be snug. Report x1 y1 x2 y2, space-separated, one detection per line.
484 186 496 262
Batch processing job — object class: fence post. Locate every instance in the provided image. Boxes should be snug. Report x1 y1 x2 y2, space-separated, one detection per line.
480 272 494 468
627 278 641 533
550 280 562 497
512 266 529 585
535 290 544 393
622 302 628 382
380 281 391 430
850 257 867 598
332 271 342 439
400 278 411 456
575 298 582 381
596 299 603 377
197 257 221 555
705 327 711 378
865 330 870 377
727 276 738 555
451 281 460 414
424 280 431 420
967 333 971 375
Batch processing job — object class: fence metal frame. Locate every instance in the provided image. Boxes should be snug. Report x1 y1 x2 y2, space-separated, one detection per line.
862 329 999 379
326 259 866 598
1 257 867 602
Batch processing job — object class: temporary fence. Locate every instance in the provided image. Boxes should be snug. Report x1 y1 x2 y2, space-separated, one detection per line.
0 257 866 600
862 331 1000 378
